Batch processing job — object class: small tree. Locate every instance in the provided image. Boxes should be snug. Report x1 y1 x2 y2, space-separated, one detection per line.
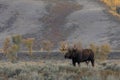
12 35 22 46
89 43 97 53
12 34 22 56
89 42 111 60
89 43 100 59
3 37 11 55
41 40 54 58
100 43 111 60
42 40 54 53
22 38 35 56
7 44 19 63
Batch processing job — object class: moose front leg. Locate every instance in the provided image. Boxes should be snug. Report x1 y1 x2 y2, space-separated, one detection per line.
72 59 76 66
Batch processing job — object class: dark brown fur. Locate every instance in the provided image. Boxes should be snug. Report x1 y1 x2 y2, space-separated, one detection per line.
65 48 95 67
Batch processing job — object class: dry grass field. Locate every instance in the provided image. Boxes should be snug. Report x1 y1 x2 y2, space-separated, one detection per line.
0 60 120 80
0 52 119 80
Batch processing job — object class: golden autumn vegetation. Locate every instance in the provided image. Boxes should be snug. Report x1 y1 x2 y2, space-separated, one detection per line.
12 35 22 45
100 43 111 60
7 44 19 62
59 41 69 54
1 34 112 62
101 0 120 18
2 35 35 62
3 37 11 55
89 43 111 60
41 40 54 56
89 43 100 59
12 35 22 50
101 0 120 9
2 35 22 62
22 38 35 56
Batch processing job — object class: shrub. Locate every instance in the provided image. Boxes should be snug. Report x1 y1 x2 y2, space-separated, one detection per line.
89 43 111 60
89 43 97 53
3 37 11 55
12 35 22 45
89 43 100 59
11 35 22 57
100 43 111 54
22 38 35 56
41 40 54 53
100 43 111 60
12 35 22 50
7 44 19 63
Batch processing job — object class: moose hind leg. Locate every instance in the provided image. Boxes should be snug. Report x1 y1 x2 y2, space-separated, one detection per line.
90 59 94 67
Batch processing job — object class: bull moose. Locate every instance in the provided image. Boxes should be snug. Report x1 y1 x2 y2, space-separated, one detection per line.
64 48 95 67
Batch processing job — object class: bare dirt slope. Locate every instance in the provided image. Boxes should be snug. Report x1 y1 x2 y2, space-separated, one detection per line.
0 0 120 49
